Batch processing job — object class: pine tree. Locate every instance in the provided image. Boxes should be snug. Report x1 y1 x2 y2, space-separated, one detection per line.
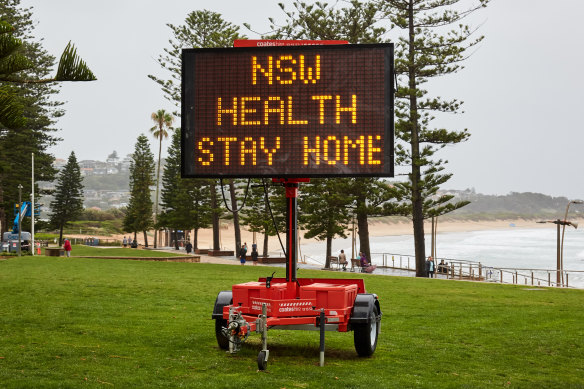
238 181 266 252
1 4 60 235
268 1 482 272
266 0 394 262
348 177 396 262
263 0 387 42
0 0 95 236
239 179 286 257
158 129 212 249
123 135 155 246
149 10 244 252
49 151 83 245
385 0 486 276
299 178 353 268
0 9 94 126
188 179 213 250
149 9 244 110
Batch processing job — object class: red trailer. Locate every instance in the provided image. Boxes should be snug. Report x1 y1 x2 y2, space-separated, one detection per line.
212 179 382 369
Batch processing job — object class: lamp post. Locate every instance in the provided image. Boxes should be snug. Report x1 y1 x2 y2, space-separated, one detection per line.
560 200 583 285
537 219 577 286
17 184 22 257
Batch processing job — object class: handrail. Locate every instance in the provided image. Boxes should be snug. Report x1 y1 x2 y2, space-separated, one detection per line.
369 252 580 288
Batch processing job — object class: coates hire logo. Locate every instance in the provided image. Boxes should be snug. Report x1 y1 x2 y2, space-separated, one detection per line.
233 39 348 47
278 301 314 313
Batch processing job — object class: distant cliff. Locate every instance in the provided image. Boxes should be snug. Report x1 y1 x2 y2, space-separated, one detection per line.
445 190 576 220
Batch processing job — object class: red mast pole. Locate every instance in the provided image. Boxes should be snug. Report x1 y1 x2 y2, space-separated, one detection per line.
274 178 309 282
285 182 298 282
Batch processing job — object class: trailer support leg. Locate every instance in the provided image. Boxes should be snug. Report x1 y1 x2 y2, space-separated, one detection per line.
319 308 325 367
257 303 269 370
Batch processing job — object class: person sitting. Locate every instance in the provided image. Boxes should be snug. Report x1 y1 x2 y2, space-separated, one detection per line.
338 249 348 271
360 252 368 268
359 252 376 273
438 259 448 274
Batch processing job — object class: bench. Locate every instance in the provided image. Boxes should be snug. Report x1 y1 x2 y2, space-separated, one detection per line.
328 256 339 269
328 256 349 270
207 250 235 256
351 258 364 272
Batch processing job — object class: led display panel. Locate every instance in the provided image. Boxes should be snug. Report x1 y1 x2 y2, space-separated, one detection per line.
181 44 394 178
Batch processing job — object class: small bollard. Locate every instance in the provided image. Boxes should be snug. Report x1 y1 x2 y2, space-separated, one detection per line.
319 308 325 367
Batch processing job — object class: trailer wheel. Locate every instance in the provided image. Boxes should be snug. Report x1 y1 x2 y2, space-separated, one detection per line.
212 291 232 350
215 318 229 350
257 350 268 370
354 304 379 357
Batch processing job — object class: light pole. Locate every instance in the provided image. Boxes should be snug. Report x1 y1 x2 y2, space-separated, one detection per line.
560 200 583 285
537 219 577 286
17 184 22 257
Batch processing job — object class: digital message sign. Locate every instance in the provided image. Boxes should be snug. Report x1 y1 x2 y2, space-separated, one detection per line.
181 44 394 178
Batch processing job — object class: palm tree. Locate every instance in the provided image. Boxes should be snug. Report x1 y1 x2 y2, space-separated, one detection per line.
150 109 174 248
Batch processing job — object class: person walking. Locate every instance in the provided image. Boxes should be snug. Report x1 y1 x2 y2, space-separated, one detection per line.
185 241 193 254
63 239 72 257
251 246 259 265
123 236 128 248
239 245 247 265
427 256 435 278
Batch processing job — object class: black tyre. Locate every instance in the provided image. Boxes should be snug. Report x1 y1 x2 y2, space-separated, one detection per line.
354 304 379 357
212 291 232 350
215 318 229 350
257 350 268 370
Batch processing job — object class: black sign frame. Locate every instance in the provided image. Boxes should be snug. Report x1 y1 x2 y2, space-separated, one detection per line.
181 43 394 178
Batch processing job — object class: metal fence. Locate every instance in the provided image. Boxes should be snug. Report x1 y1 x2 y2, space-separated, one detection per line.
370 252 583 288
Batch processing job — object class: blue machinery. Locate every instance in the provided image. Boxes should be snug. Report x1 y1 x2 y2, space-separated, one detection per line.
1 201 39 252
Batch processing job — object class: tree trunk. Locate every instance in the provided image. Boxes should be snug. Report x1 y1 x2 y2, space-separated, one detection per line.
357 210 370 262
143 230 148 247
0 185 5 235
210 181 220 250
229 179 241 253
262 228 269 257
408 0 426 277
194 228 198 250
174 229 179 250
58 224 64 247
325 235 333 268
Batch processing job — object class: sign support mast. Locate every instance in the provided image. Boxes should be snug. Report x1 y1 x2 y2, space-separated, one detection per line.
275 178 310 282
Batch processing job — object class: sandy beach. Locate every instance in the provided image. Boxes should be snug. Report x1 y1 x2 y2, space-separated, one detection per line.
101 217 564 253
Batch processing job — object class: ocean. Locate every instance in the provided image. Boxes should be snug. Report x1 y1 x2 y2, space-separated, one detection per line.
296 226 584 288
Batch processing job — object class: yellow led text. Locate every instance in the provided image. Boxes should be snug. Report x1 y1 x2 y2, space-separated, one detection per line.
303 135 382 165
217 95 357 126
198 137 281 166
252 55 320 85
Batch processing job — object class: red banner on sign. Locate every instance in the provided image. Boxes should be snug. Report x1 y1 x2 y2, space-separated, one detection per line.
233 39 348 47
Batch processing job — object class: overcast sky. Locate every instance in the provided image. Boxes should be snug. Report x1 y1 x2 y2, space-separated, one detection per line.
20 0 584 199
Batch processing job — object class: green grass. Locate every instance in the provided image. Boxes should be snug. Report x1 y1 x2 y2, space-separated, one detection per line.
66 245 186 258
0 257 582 388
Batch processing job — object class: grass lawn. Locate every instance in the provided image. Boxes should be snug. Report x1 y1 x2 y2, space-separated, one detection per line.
0 256 582 388
49 245 187 258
